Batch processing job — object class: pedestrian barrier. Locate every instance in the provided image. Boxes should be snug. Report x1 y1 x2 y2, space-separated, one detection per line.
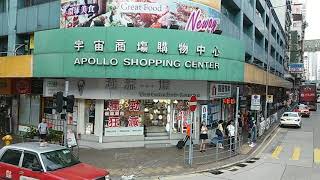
184 136 242 166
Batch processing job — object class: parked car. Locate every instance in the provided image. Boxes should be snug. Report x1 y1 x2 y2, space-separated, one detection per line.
280 112 302 128
294 104 310 117
0 142 110 180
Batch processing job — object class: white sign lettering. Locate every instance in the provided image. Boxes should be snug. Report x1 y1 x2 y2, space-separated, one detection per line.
73 57 219 70
137 41 148 53
74 40 84 52
178 43 188 55
94 40 105 52
157 41 168 54
115 40 126 52
196 44 205 56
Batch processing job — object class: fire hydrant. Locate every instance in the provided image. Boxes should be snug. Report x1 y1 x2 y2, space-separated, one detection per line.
2 135 13 146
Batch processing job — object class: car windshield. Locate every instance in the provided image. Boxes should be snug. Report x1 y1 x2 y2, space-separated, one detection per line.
283 113 298 117
41 149 80 171
298 105 307 109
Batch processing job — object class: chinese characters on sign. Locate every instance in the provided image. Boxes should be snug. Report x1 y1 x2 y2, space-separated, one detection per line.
128 116 140 127
129 100 141 111
94 40 104 52
74 40 221 57
108 116 120 128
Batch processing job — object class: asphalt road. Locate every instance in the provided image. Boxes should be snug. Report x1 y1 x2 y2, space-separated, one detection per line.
161 105 320 180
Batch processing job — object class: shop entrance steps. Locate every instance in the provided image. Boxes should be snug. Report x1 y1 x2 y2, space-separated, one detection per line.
144 130 172 148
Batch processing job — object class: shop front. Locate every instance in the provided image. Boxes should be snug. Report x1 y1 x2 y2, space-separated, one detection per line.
0 55 35 134
34 27 245 147
42 78 208 143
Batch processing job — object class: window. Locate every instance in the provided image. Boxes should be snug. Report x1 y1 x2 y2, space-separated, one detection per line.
41 149 79 171
0 149 22 166
22 152 42 171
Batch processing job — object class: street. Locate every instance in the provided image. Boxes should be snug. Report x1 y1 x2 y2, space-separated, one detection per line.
161 105 320 180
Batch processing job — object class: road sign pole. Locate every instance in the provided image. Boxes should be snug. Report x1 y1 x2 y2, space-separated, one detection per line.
188 111 194 166
64 80 69 147
235 87 239 152
188 95 197 166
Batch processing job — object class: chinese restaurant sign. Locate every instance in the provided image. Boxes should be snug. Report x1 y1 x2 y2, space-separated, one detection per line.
34 27 244 82
60 0 221 34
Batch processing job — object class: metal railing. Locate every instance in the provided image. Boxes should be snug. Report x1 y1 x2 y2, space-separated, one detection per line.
184 136 243 166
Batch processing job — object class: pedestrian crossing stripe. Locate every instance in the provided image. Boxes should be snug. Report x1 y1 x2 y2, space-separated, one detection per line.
272 146 283 159
314 148 320 164
291 147 301 161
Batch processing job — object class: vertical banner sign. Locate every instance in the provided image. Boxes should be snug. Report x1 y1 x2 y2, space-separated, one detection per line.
201 105 208 125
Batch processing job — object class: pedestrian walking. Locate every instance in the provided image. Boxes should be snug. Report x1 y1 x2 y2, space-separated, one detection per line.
38 118 49 142
227 121 236 152
237 112 243 135
216 120 224 149
199 121 208 152
249 120 257 147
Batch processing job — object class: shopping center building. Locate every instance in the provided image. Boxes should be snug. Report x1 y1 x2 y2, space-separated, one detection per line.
0 0 292 148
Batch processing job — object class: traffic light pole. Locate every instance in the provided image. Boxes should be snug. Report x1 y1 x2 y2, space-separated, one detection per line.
63 80 69 147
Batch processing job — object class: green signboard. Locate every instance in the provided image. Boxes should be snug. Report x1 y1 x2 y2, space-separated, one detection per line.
34 27 244 81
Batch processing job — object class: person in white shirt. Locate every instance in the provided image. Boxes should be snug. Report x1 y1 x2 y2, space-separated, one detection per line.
38 118 49 142
199 121 208 152
227 121 236 152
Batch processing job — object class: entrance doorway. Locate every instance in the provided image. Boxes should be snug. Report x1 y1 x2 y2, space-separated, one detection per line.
143 99 170 133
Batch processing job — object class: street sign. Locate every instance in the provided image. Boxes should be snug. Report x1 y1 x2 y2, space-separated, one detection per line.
201 105 208 124
267 95 273 103
250 94 261 111
189 95 197 112
289 63 304 73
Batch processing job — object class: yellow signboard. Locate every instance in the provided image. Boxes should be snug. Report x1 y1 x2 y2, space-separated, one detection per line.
0 55 32 77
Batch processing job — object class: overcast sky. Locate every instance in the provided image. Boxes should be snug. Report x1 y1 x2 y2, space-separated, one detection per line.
305 0 320 40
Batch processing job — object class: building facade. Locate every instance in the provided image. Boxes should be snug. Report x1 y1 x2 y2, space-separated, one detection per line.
0 0 292 148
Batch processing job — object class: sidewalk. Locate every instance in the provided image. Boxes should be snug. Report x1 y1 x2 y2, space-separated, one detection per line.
78 123 279 180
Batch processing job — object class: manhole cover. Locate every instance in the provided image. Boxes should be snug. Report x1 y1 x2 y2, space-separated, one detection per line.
209 170 224 175
235 163 247 167
246 160 256 163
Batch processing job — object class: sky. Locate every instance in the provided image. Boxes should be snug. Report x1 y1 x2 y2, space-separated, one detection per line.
304 0 320 40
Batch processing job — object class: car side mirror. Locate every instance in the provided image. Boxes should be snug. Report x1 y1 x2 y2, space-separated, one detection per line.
31 167 43 172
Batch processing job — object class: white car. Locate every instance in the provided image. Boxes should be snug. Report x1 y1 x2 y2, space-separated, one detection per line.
280 112 302 128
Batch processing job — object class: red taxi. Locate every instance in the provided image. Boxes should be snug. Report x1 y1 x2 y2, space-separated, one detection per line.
0 142 110 180
294 104 310 117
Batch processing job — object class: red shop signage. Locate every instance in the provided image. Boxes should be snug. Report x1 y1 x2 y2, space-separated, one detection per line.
13 79 31 94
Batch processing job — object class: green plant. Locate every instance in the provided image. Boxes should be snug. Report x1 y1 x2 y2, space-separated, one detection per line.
47 129 63 143
23 126 38 139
